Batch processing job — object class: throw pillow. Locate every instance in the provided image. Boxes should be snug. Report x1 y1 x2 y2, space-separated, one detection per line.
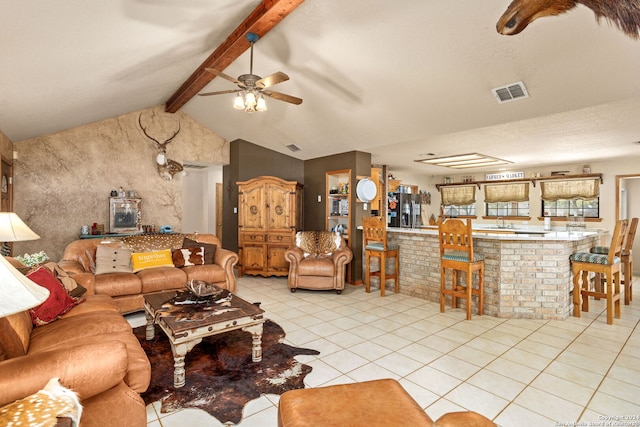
95 245 133 275
27 267 83 326
42 262 87 298
183 238 216 264
172 247 205 268
131 249 174 272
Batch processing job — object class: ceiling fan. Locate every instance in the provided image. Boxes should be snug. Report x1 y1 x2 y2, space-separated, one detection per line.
198 32 302 112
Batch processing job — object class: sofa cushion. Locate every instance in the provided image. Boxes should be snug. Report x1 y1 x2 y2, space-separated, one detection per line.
181 264 226 284
131 249 174 272
94 272 142 297
28 311 133 354
137 267 187 293
95 246 133 275
27 267 84 326
298 257 336 277
172 247 205 268
183 238 216 264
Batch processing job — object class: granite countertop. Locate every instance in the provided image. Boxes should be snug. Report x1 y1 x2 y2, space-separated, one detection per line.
385 226 606 241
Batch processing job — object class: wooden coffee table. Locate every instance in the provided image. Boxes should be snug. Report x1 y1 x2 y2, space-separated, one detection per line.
144 289 265 388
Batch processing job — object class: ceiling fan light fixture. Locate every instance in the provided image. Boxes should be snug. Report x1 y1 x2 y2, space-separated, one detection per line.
245 91 257 107
233 92 245 109
256 94 267 111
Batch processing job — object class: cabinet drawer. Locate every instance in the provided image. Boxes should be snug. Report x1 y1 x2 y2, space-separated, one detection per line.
268 233 292 244
241 233 265 242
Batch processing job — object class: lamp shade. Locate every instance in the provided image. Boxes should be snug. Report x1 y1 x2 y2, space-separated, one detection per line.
0 255 49 317
0 212 40 242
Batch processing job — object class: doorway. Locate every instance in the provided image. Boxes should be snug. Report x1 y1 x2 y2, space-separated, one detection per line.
616 174 640 275
182 164 223 236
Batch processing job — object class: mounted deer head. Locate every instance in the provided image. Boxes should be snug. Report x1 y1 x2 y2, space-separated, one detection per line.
138 113 184 180
497 0 640 39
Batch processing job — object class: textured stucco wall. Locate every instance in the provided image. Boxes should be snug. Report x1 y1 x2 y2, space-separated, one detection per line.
12 105 228 261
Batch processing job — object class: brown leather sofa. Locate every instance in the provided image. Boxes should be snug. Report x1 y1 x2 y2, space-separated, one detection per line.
59 233 238 313
285 231 353 294
0 293 151 426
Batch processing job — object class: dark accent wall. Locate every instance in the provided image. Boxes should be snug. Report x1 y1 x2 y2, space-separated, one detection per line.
304 151 372 284
222 139 304 251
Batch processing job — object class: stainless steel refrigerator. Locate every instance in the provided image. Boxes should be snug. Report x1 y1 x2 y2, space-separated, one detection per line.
388 192 421 228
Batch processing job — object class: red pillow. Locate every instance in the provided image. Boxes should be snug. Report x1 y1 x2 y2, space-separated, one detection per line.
27 267 83 326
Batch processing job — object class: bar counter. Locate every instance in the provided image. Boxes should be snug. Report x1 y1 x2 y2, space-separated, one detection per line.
383 226 607 320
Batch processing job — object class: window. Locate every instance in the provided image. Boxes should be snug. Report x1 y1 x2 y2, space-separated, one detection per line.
441 185 476 217
486 201 530 217
444 203 476 217
484 182 530 217
542 199 599 218
540 178 600 218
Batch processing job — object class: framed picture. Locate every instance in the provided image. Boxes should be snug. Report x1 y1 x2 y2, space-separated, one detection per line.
109 197 142 233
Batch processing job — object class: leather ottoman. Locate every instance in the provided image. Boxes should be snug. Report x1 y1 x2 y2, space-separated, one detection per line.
278 379 432 427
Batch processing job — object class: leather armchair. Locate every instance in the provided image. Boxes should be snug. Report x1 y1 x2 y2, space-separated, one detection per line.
285 231 353 294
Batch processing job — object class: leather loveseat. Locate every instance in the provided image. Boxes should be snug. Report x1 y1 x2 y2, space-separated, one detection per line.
0 282 151 426
285 231 353 294
59 233 238 313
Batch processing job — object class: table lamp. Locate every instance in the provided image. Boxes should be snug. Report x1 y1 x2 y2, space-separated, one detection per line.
0 212 49 317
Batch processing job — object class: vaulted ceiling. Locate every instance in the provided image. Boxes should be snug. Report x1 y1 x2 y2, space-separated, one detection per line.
2 0 639 175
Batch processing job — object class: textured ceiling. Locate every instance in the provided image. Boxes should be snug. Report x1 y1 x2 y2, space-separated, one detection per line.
2 0 639 175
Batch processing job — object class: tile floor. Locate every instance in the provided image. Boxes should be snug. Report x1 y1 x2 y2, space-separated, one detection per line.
135 276 640 427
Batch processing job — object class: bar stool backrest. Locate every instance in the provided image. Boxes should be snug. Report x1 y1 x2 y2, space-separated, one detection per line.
438 218 475 261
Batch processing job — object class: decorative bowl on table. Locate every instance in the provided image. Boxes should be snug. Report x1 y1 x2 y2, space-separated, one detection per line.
185 280 224 299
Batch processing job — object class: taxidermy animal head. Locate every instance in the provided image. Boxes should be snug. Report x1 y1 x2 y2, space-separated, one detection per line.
138 113 184 180
0 377 83 427
497 0 640 40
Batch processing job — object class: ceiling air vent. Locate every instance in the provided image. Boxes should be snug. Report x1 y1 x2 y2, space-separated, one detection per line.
492 81 529 104
286 144 301 152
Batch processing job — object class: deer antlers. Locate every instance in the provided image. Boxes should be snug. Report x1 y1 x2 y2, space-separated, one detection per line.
138 113 183 180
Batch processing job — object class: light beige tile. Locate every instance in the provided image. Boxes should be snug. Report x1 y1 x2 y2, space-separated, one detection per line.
502 347 553 371
374 352 424 377
397 342 443 364
418 335 461 353
587 390 640 417
466 369 527 401
493 403 556 426
514 386 583 422
429 354 482 380
597 376 640 404
318 349 369 374
543 360 604 389
444 383 509 419
530 372 594 406
398 378 440 409
425 398 467 421
345 362 401 383
485 357 541 384
348 340 394 361
448 344 498 367
405 366 462 397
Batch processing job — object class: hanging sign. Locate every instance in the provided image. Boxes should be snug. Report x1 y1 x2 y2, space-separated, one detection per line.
485 171 524 181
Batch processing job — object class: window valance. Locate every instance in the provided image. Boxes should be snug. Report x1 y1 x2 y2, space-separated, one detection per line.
441 185 475 206
484 183 529 203
540 179 599 201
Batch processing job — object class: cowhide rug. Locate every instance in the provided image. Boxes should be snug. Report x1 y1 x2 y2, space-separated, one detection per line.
134 320 319 424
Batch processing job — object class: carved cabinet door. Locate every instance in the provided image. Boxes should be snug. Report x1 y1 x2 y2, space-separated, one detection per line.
267 183 294 232
238 182 266 232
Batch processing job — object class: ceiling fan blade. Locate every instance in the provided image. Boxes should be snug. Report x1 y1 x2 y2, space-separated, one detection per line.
198 89 239 97
204 68 242 85
262 90 303 105
256 71 290 89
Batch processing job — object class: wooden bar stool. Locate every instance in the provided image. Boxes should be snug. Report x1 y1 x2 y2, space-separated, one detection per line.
438 218 484 320
362 216 399 296
571 219 628 324
591 217 637 305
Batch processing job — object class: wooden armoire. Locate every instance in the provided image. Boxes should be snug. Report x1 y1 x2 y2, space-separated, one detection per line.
237 176 303 277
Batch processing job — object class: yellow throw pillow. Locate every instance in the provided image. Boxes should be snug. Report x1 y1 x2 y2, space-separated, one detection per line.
131 249 174 272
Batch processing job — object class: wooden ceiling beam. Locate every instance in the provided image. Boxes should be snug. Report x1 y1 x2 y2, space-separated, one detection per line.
165 0 305 113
